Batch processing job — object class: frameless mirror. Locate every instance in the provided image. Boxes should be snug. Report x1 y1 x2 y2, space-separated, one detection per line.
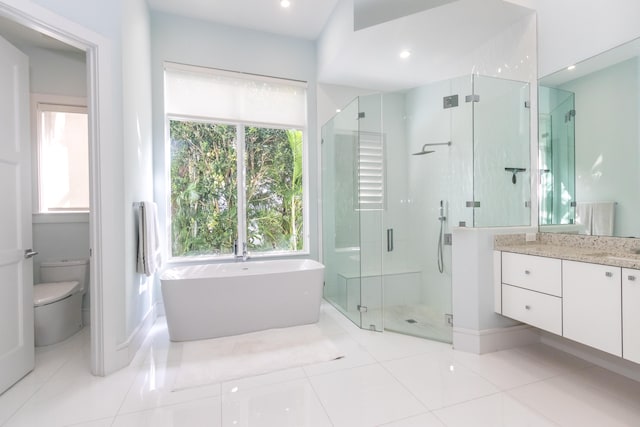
539 37 640 238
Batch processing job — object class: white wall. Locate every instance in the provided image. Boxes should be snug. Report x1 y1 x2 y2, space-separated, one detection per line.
150 11 319 276
122 0 154 344
21 46 86 97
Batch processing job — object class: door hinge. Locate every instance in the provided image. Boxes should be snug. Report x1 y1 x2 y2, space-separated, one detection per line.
445 313 453 326
357 305 368 313
443 94 459 109
465 94 480 103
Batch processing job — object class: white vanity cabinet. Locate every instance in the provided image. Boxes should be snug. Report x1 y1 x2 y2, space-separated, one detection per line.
499 252 562 335
562 260 622 357
623 268 640 364
496 240 640 365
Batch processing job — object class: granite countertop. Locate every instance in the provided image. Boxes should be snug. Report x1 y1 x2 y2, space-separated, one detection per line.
495 234 640 270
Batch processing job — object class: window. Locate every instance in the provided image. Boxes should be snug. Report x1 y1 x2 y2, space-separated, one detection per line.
33 96 89 212
357 132 385 210
164 64 307 258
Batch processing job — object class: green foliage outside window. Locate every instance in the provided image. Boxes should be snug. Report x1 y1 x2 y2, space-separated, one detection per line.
170 120 303 257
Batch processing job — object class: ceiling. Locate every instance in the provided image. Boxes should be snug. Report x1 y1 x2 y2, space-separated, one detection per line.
0 0 535 93
319 0 535 90
147 0 340 40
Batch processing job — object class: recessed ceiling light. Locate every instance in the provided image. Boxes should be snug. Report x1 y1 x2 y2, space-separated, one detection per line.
280 0 291 8
336 109 341 113
399 50 411 59
567 65 576 70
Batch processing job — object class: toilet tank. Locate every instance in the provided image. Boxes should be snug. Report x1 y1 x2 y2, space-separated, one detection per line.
40 259 89 292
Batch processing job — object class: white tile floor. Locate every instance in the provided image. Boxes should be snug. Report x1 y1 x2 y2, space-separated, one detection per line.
2 302 640 426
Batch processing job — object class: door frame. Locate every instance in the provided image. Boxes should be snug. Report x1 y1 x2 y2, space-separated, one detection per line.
0 1 111 375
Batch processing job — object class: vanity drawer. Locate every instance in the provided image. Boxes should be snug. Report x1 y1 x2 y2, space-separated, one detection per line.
502 252 562 296
502 284 562 335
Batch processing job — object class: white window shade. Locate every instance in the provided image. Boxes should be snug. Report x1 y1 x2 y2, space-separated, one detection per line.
164 63 307 127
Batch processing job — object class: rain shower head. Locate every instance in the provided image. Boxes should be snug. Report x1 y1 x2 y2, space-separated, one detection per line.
412 141 452 156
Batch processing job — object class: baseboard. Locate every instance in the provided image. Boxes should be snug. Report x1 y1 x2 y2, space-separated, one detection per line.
114 306 157 368
453 324 540 354
540 332 640 382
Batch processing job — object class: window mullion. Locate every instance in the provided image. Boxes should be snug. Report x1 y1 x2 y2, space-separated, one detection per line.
236 124 247 255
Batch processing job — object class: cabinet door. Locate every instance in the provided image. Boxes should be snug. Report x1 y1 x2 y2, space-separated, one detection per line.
623 268 640 364
502 252 562 296
563 260 621 356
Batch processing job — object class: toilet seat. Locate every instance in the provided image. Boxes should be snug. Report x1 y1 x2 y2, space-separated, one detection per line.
34 281 80 307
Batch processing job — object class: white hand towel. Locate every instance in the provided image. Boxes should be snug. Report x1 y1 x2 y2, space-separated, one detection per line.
591 201 615 236
575 202 593 235
136 201 162 276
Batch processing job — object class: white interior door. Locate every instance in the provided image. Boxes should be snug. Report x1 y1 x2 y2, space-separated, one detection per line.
0 35 34 395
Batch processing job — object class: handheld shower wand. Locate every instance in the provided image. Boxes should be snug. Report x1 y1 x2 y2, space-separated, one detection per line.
438 200 446 221
437 200 446 274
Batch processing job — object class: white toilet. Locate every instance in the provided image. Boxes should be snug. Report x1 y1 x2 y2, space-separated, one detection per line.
34 259 89 347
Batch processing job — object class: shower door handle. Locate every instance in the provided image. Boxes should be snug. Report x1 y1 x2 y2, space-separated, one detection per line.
387 228 394 252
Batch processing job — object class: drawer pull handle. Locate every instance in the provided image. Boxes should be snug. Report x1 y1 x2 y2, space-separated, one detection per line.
605 272 613 278
525 305 531 310
629 276 637 281
524 270 531 275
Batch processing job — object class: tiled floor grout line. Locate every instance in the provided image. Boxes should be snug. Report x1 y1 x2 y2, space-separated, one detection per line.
304 374 336 426
502 388 563 427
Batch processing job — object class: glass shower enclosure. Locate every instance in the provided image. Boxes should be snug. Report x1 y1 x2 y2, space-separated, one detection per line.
321 74 531 342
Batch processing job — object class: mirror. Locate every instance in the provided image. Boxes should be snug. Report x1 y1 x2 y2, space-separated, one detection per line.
539 37 640 238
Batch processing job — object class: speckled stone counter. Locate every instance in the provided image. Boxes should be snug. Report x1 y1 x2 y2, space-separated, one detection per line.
494 233 640 270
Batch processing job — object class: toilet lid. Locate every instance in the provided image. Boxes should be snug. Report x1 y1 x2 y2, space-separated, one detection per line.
34 281 80 307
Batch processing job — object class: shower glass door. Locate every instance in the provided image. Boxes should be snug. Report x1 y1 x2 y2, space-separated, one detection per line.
321 96 384 331
356 94 384 331
379 75 473 343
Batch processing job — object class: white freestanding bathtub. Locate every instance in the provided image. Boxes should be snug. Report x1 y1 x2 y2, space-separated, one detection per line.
160 259 325 341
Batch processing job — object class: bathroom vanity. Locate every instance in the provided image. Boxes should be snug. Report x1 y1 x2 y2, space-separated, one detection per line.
494 233 640 365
